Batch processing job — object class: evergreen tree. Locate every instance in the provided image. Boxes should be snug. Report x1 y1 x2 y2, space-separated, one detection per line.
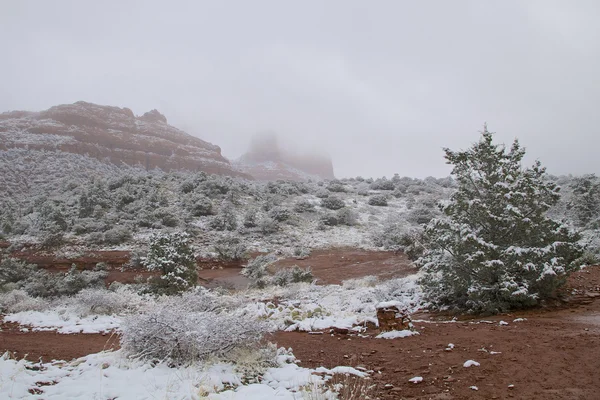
569 174 600 227
418 127 583 313
144 232 198 295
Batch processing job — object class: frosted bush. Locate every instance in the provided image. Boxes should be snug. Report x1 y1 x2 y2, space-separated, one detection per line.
268 206 291 222
213 236 248 262
121 304 268 364
0 290 46 313
321 196 345 210
272 266 314 286
103 226 132 245
144 232 198 295
242 254 278 288
294 199 316 213
74 287 141 316
368 194 388 206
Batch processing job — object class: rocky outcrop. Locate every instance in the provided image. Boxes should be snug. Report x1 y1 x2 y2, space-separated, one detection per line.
234 132 334 181
0 101 247 177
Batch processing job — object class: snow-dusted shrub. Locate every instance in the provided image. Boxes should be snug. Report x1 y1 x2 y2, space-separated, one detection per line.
294 199 315 213
293 247 311 260
418 128 583 313
40 230 65 248
74 287 137 315
368 194 388 206
0 290 46 313
242 254 278 288
144 232 198 295
406 206 436 225
336 208 359 226
370 178 395 191
103 226 132 245
319 213 340 227
568 174 600 227
272 266 314 286
321 196 345 210
342 275 379 290
213 236 248 262
153 207 179 227
258 217 279 235
315 189 330 198
209 203 238 231
187 194 214 217
243 208 259 228
327 181 347 193
268 206 291 222
25 265 108 298
121 304 267 364
0 258 38 288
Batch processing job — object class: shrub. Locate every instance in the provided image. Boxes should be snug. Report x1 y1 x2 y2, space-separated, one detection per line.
418 127 583 313
272 266 314 286
120 304 267 364
188 195 214 217
336 208 359 226
268 206 291 222
368 194 388 206
144 232 198 295
315 189 330 198
258 217 279 235
213 236 248 262
104 226 132 245
209 203 238 231
241 254 278 288
0 290 46 313
370 179 395 191
292 247 311 260
327 182 347 193
243 208 259 228
319 213 339 227
294 199 315 213
74 287 137 315
321 196 345 210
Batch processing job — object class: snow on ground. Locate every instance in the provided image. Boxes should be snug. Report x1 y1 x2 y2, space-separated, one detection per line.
375 330 419 339
242 273 423 332
3 311 120 334
0 349 349 399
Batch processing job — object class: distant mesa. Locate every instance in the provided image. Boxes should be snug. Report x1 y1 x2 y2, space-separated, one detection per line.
234 132 335 181
0 101 248 178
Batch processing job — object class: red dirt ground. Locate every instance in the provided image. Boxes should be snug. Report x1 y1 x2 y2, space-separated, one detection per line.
1 248 599 399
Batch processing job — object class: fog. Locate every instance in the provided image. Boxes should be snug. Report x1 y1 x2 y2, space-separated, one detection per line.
1 0 599 178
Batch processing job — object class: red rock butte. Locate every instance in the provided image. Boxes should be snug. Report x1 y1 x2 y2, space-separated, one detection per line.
0 101 248 178
235 132 335 181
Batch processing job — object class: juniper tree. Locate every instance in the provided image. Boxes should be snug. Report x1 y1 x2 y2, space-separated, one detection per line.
568 174 600 227
144 232 198 295
418 127 583 313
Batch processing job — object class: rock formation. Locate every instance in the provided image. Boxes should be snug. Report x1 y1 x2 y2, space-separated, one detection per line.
0 101 247 177
234 132 334 181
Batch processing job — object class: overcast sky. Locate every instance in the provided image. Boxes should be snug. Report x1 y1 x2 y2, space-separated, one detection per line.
1 1 599 178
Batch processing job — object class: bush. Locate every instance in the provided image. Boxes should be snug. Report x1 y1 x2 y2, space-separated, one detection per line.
243 208 259 228
144 232 198 295
336 208 359 226
209 203 238 231
272 266 314 286
268 206 291 222
104 226 132 245
242 254 278 288
368 194 388 206
213 236 248 262
74 287 138 315
120 304 267 364
292 247 311 260
188 195 214 217
370 179 395 191
258 217 279 235
294 199 315 213
321 196 345 210
418 128 583 313
0 290 46 313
